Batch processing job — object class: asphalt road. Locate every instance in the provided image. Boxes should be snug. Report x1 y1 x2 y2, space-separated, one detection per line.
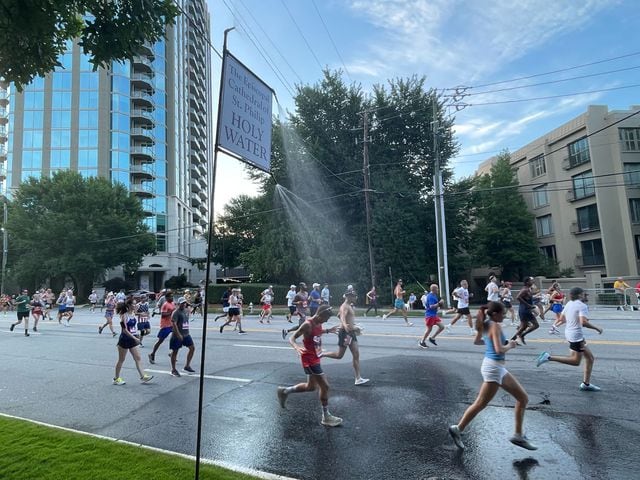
1 306 639 479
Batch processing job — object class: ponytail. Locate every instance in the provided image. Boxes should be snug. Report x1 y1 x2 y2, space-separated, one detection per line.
476 301 505 336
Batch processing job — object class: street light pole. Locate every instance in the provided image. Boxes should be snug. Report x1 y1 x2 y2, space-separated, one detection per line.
1 199 7 295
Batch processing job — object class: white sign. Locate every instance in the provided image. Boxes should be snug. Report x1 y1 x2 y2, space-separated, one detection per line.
218 53 272 173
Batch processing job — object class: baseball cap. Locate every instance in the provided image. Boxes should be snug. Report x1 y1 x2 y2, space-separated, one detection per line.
313 283 320 288
290 284 296 288
177 296 188 305
347 284 354 290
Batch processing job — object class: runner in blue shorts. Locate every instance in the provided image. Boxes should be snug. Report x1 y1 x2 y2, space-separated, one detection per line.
169 297 196 376
382 279 413 326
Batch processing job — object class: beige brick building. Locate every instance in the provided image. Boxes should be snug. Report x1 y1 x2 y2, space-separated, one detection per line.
477 105 640 276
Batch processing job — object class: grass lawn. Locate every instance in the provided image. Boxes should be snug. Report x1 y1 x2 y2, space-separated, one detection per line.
0 416 260 480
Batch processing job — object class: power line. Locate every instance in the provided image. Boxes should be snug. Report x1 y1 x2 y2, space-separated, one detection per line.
279 0 324 73
310 0 351 80
446 50 640 91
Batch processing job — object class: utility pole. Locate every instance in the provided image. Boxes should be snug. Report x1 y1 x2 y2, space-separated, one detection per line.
432 95 451 307
362 109 376 289
1 199 6 295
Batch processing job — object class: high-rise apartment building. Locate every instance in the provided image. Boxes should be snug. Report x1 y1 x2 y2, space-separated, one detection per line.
477 105 640 277
0 0 213 291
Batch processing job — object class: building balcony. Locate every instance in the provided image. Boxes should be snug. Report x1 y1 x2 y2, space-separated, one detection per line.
138 42 155 59
0 165 6 180
130 145 155 162
566 189 596 202
132 55 153 71
190 178 201 193
131 90 154 108
0 127 7 141
130 183 155 197
0 146 6 158
131 73 155 90
131 108 155 124
574 254 605 268
0 108 8 123
130 164 154 180
0 90 8 104
131 127 154 143
570 222 600 235
190 164 201 180
191 194 202 208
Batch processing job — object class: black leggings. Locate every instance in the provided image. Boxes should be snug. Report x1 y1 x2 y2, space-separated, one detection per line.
365 302 378 315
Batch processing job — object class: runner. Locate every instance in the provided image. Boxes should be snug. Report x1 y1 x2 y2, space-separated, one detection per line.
500 281 517 326
112 298 153 385
43 288 54 321
309 283 322 316
446 280 474 334
276 304 342 427
282 282 310 339
30 293 44 332
448 301 537 451
511 277 539 345
88 290 98 313
285 284 296 323
419 284 445 347
484 274 500 303
220 288 246 334
64 289 76 326
9 289 31 337
136 294 151 347
548 285 565 335
322 289 370 385
382 279 413 326
169 296 196 377
99 292 117 336
258 288 274 324
55 290 67 324
321 283 331 305
148 290 175 364
364 286 378 317
536 287 604 391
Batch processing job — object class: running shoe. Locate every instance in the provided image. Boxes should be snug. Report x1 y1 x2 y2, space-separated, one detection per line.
445 324 451 333
140 374 154 383
536 351 550 367
33 327 37 332
148 353 155 364
509 434 538 450
354 377 370 385
469 328 475 335
282 329 287 340
321 414 343 427
183 366 195 373
112 332 117 337
238 330 247 335
448 425 465 450
419 341 429 349
98 326 103 334
219 325 224 334
113 377 126 386
580 382 601 392
407 322 414 327
518 335 527 345
24 331 30 337
277 387 288 408
382 314 388 321
170 369 181 377
9 323 14 332
428 337 437 346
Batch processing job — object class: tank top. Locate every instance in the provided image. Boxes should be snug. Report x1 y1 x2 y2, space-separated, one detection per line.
123 314 138 335
301 319 323 367
105 299 116 312
483 321 506 361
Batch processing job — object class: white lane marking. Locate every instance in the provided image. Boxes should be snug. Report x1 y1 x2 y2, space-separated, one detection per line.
0 412 296 480
145 369 251 383
234 344 291 350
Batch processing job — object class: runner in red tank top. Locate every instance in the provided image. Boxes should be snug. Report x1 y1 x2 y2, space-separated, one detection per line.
276 305 343 427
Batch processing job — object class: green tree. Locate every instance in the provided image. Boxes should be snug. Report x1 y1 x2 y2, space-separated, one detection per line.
0 0 179 90
471 151 540 280
6 171 155 298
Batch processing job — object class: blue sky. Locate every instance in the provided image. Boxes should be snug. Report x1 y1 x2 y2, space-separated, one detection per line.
207 0 640 213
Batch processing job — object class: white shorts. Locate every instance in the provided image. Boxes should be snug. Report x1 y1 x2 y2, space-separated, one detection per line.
480 357 508 385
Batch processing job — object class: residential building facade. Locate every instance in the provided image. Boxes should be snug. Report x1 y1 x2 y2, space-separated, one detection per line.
477 105 640 277
0 0 213 291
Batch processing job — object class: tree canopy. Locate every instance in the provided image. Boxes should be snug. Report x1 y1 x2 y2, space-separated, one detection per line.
6 171 156 297
0 0 179 90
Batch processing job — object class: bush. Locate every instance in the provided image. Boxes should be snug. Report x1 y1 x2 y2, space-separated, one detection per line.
164 274 196 289
103 277 133 293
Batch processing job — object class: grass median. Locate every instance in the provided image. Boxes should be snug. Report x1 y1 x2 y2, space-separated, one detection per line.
0 416 259 480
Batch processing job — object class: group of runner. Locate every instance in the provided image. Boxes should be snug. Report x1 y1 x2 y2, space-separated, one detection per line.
7 288 77 336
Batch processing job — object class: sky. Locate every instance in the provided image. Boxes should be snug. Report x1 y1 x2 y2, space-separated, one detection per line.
206 0 640 215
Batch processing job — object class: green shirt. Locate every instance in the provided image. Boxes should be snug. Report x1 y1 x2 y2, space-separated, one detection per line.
16 295 30 313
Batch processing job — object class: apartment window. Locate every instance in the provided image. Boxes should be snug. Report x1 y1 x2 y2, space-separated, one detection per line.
567 137 590 167
51 130 71 148
79 91 98 109
51 92 72 109
630 199 640 224
539 245 557 260
576 204 600 231
23 111 43 129
50 150 70 169
532 185 549 208
79 110 98 129
620 128 640 151
51 110 71 129
581 239 604 266
23 92 44 109
536 214 554 237
52 72 72 90
22 150 42 170
529 155 546 178
572 170 595 200
624 163 640 186
635 236 640 259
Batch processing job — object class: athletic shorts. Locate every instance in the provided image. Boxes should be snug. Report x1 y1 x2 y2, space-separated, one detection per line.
170 334 194 350
58 306 67 313
157 326 173 339
425 316 441 327
310 306 318 316
551 303 562 314
17 311 29 320
117 333 139 349
138 321 151 331
105 310 114 319
394 298 405 309
66 307 75 313
228 307 240 316
288 306 296 314
338 328 357 347
297 314 306 326
303 363 324 375
519 310 536 324
261 304 271 311
502 301 512 309
569 340 586 352
480 357 509 384
457 307 471 315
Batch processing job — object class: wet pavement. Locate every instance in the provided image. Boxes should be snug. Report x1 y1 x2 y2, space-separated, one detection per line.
1 308 639 479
